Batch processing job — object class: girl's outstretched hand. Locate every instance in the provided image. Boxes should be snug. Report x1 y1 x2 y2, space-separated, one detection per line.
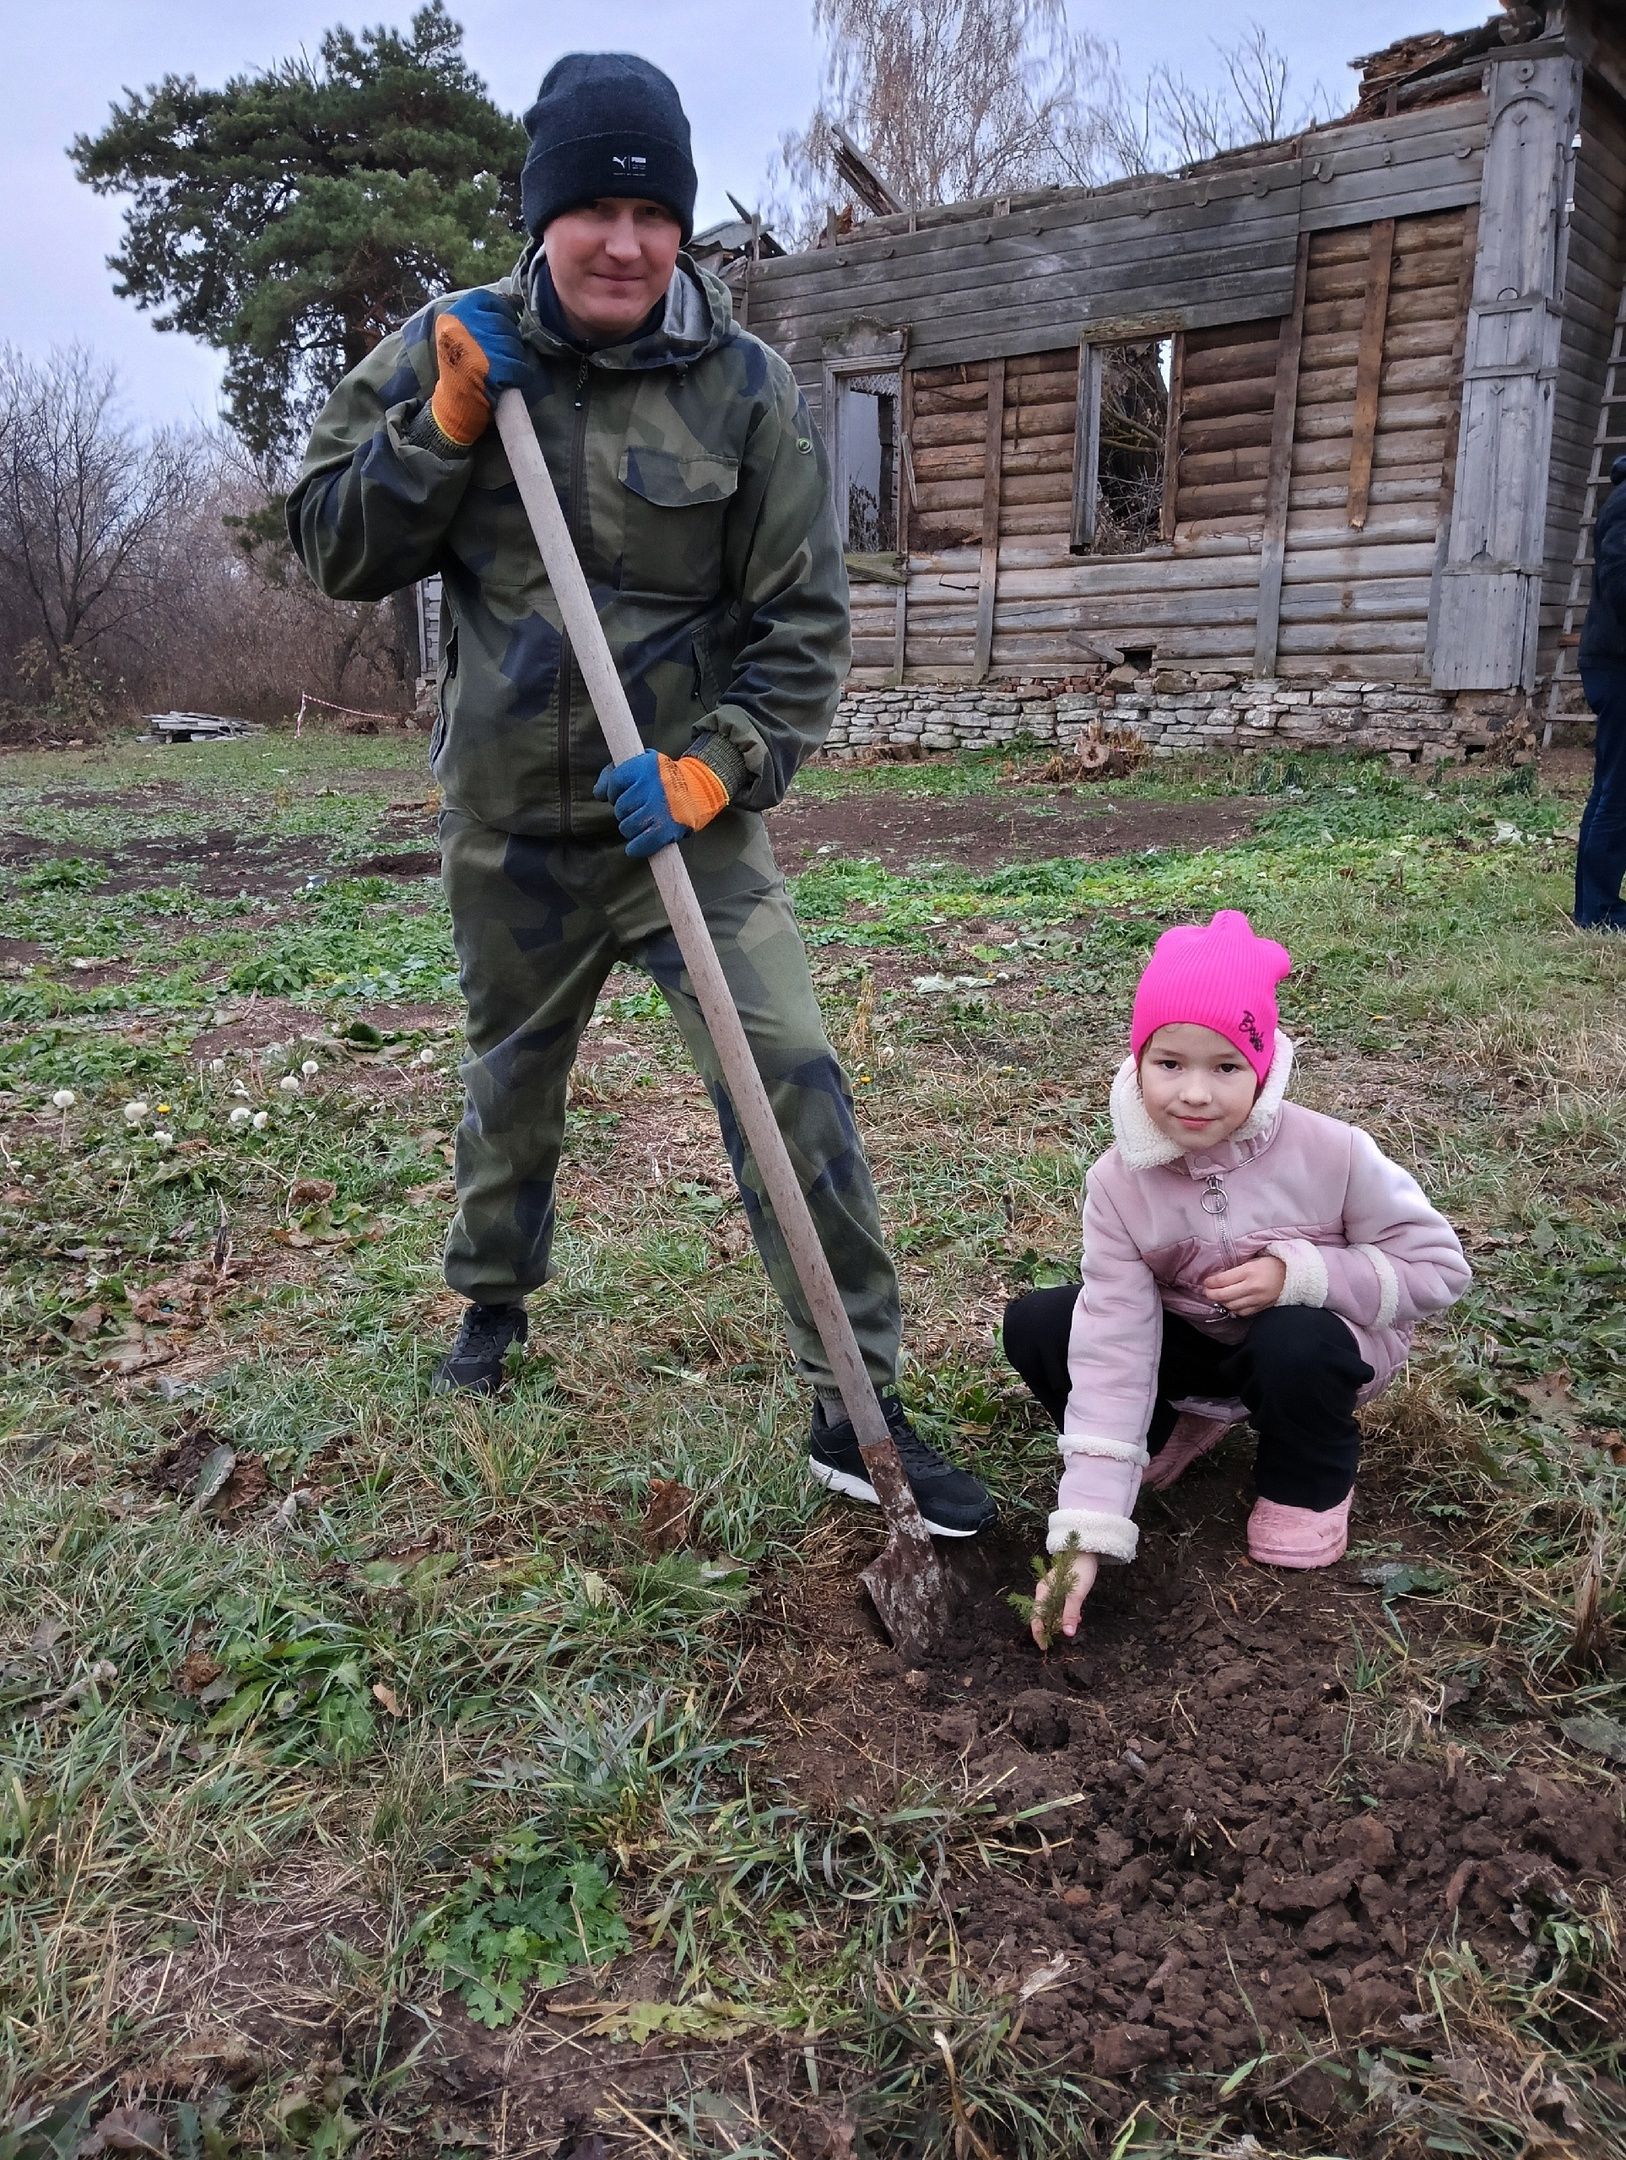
1031 1552 1100 1648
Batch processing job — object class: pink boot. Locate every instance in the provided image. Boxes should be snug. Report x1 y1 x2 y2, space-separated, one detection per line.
1247 1492 1353 1569
1141 1412 1231 1492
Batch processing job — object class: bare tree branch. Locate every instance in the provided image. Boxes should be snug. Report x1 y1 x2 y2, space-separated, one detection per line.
766 4 1330 233
0 343 405 727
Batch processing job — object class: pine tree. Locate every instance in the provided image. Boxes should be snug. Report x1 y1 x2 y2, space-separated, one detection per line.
71 3 525 461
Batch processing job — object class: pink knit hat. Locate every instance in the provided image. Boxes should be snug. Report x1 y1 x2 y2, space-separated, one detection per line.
1130 910 1292 1084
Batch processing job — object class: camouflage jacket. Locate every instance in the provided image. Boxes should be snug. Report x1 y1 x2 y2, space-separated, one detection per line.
287 250 850 839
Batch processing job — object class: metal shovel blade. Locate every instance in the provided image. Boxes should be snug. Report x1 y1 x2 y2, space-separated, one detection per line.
854 1437 955 1662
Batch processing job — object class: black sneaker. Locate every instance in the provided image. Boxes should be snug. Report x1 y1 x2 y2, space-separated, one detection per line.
432 1302 527 1394
808 1394 996 1537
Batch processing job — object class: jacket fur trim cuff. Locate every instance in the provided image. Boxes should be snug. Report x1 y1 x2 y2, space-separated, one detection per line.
1059 1433 1151 1468
1109 1035 1295 1169
1354 1242 1401 1328
1265 1237 1329 1307
1048 1508 1139 1562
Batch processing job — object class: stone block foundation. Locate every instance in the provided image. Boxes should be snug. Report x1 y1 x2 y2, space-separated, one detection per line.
822 674 1528 764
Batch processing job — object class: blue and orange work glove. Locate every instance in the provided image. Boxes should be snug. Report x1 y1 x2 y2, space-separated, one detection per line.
430 292 530 447
594 750 730 859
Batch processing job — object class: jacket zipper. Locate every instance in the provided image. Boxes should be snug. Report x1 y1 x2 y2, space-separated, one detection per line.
1200 1172 1239 1276
557 354 591 838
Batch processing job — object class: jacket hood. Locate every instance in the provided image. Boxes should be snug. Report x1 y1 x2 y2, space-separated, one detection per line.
503 243 733 372
1108 1033 1296 1171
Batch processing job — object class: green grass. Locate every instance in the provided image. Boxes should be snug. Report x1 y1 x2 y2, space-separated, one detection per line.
2 730 1624 2155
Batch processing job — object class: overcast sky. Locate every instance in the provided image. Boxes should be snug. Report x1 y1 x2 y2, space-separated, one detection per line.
8 0 1490 433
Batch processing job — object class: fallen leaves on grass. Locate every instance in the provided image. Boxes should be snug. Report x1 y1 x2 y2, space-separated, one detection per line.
148 1421 233 1494
174 1650 224 1697
1559 1715 1626 1765
146 1423 271 1517
639 1477 695 1556
78 2102 168 2155
1357 1561 1453 1601
128 1262 228 1329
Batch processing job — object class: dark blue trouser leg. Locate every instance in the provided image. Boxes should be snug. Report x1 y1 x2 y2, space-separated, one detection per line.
1576 664 1626 930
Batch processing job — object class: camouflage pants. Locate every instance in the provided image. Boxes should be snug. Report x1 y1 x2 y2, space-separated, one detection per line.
439 805 902 1396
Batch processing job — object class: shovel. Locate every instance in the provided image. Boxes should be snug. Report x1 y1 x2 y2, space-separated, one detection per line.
492 388 954 1660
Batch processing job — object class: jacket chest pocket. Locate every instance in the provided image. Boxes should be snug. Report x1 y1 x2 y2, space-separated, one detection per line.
617 446 738 600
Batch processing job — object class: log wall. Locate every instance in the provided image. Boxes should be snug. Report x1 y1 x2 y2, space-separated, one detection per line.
749 98 1490 691
747 100 1485 438
840 207 1472 685
1278 210 1473 682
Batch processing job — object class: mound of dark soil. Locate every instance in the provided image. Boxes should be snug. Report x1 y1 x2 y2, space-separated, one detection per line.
751 1451 1624 2084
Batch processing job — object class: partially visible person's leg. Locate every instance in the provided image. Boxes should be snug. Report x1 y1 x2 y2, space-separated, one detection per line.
439 812 617 1313
625 809 901 1398
614 811 991 1535
1576 664 1626 930
1000 1284 1083 1428
1233 1306 1373 1565
999 1293 1231 1466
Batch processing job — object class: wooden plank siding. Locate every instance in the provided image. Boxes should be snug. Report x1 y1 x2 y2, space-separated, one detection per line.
1278 211 1470 680
759 98 1491 690
848 208 1475 685
748 100 1485 437
1172 318 1280 531
1537 77 1626 681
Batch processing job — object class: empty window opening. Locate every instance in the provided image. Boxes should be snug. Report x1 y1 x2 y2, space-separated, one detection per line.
1073 336 1171 556
839 370 899 552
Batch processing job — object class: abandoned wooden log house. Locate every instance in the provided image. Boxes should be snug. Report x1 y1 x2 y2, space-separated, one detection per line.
720 1 1626 762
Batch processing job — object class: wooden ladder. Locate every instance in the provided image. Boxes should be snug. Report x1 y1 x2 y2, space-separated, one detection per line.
1546 276 1626 742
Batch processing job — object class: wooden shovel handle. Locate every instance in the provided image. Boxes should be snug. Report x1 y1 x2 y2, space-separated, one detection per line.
491 390 940 1551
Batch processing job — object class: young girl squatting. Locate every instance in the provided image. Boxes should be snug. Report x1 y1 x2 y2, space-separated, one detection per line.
1004 910 1470 1645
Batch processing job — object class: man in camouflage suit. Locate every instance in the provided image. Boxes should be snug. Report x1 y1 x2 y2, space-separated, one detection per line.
288 53 994 1536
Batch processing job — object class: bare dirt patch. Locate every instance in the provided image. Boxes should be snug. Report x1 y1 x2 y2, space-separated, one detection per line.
103 1439 1622 2150
187 1000 458 1061
0 826 333 898
348 848 441 877
768 789 1265 876
118 1858 386 2077
743 1451 1625 2093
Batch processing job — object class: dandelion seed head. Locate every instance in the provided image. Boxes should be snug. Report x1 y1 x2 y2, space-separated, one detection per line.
279 1075 301 1094
50 1090 76 1110
252 1111 269 1130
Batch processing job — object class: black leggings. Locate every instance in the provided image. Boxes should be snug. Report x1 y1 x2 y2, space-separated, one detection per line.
1002 1285 1372 1511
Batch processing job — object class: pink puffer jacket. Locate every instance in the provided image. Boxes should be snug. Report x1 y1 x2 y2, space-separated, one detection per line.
1049 1037 1470 1562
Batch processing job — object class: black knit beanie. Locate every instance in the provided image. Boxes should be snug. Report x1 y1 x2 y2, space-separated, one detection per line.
521 53 697 243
